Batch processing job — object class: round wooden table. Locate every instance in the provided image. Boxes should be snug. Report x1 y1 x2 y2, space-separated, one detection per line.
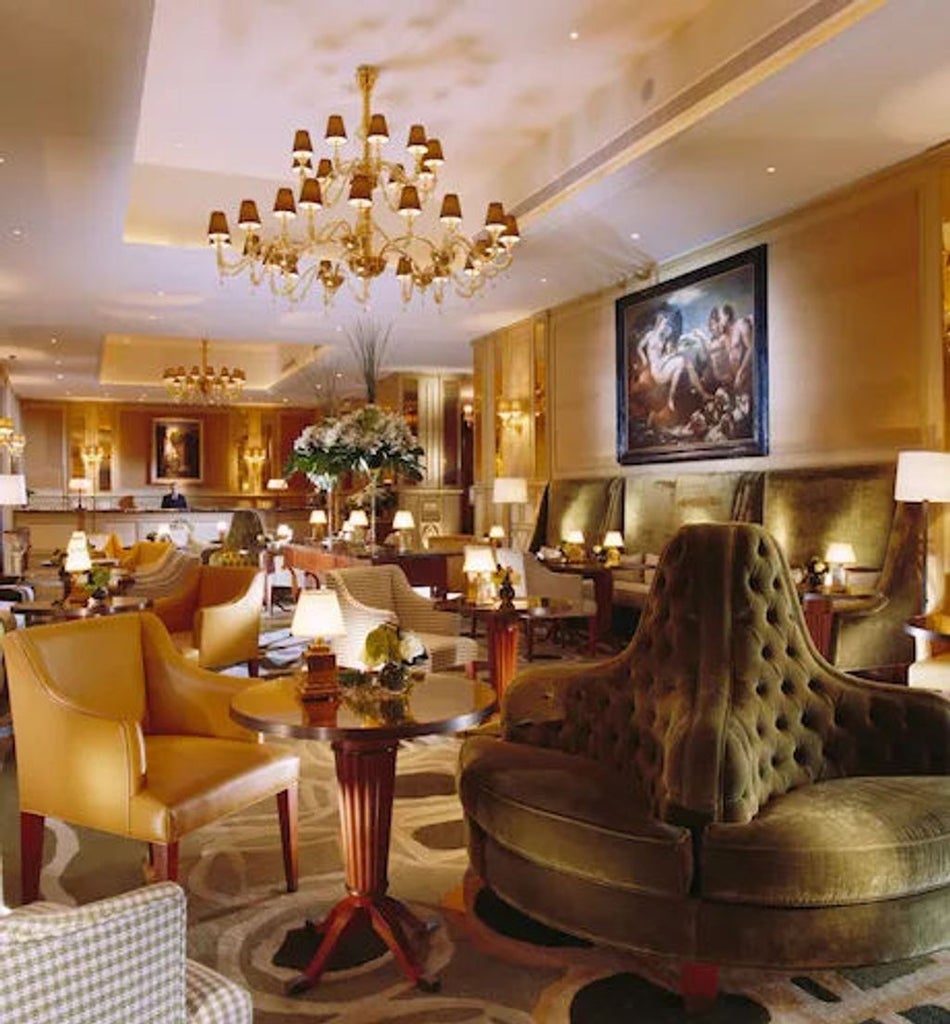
11 595 152 625
230 672 496 993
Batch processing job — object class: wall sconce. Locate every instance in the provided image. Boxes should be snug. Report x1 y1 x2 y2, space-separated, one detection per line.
244 446 266 467
496 398 527 433
81 444 103 471
462 401 475 427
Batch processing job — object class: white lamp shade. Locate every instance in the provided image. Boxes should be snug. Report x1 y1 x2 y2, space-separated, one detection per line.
309 510 328 525
603 531 625 549
276 523 293 540
824 542 856 564
266 478 288 490
895 451 950 502
564 530 585 545
349 509 369 528
393 510 415 530
463 544 497 575
488 524 506 540
156 523 171 537
291 590 346 640
64 533 91 573
493 477 528 504
68 477 91 493
0 473 26 505
216 520 228 534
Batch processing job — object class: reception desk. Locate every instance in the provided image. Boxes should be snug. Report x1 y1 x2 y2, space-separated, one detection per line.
13 508 313 560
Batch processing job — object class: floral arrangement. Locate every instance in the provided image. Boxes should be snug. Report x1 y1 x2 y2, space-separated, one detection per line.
285 405 425 487
361 621 427 670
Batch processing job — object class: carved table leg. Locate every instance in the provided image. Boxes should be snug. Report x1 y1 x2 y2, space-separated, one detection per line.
486 613 519 700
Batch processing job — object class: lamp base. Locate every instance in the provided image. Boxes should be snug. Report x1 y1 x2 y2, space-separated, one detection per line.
297 644 340 702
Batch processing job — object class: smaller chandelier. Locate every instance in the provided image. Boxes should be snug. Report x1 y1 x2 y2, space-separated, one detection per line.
207 65 520 308
163 339 246 404
0 418 25 458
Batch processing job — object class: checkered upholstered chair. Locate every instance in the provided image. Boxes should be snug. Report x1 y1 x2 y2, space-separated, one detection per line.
0 882 252 1023
324 563 478 673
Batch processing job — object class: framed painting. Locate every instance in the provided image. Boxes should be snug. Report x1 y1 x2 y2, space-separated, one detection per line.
151 417 203 482
616 244 768 465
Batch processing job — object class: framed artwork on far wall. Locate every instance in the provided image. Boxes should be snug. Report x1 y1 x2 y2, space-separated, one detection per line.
151 417 203 482
615 244 769 465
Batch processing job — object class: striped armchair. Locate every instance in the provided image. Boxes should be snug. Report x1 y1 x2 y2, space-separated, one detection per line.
0 882 251 1023
325 564 478 673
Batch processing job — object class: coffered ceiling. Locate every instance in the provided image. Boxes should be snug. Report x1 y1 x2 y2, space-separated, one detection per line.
1 0 950 406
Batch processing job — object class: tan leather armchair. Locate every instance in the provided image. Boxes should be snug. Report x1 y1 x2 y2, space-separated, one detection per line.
153 564 264 673
4 612 299 903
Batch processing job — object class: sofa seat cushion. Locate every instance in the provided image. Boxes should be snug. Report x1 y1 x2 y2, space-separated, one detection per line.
420 632 478 672
702 776 950 907
908 653 950 691
459 735 693 898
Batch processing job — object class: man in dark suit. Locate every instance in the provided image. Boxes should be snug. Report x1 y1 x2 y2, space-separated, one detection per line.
161 481 188 509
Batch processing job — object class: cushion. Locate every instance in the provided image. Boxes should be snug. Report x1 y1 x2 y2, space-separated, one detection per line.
908 653 950 691
459 735 693 899
701 776 950 907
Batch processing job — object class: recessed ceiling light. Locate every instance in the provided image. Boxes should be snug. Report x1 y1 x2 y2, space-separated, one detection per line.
10 228 22 238
148 314 158 321
569 31 579 40
54 359 62 366
0 156 5 165
65 391 72 396
56 373 64 380
50 337 58 345
282 398 289 404
540 277 548 284
157 290 165 297
766 165 776 174
630 232 641 241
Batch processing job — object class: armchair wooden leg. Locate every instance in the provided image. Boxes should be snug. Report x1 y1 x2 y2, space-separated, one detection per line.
465 660 476 679
20 811 45 903
680 961 720 1014
248 658 260 678
147 842 179 883
277 783 299 892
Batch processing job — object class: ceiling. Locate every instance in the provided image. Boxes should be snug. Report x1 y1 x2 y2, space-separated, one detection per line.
2 0 950 407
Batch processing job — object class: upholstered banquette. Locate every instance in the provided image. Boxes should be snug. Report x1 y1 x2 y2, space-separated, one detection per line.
459 523 949 998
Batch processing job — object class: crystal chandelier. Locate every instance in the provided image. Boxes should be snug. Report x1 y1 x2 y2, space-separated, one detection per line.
0 418 25 458
162 339 246 404
207 65 521 308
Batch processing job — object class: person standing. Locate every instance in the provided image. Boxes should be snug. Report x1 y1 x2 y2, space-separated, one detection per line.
161 481 188 509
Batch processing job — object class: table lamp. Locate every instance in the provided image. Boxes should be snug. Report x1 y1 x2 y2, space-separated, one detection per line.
64 530 92 599
276 523 293 544
463 544 497 605
488 524 505 546
291 590 347 701
493 477 527 547
602 530 625 567
0 473 27 576
392 509 415 553
894 450 950 611
824 541 856 592
563 529 586 563
309 509 327 542
349 508 369 546
68 477 91 511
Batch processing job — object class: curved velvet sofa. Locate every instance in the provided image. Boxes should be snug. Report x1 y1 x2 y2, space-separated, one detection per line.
459 523 949 999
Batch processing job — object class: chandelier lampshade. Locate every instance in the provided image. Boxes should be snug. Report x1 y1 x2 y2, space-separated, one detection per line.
207 64 521 308
163 338 245 405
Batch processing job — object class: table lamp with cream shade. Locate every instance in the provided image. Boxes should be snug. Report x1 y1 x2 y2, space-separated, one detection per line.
68 477 91 511
894 450 950 612
291 590 347 700
563 529 586 563
0 473 27 576
309 509 328 542
349 508 369 546
602 530 625 567
63 530 92 600
463 544 497 605
824 541 856 592
266 478 288 491
492 476 528 549
392 509 415 553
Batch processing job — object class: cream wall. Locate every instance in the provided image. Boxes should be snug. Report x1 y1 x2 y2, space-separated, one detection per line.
546 154 944 480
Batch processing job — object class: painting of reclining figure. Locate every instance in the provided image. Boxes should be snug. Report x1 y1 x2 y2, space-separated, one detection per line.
615 244 769 465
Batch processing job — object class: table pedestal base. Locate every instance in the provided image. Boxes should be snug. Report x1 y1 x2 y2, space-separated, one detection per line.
286 738 440 994
486 613 519 700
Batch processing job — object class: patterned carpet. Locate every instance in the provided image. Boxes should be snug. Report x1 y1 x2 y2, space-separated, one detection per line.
1 617 948 1022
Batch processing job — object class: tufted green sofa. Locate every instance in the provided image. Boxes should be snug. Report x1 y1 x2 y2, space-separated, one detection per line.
459 522 949 1004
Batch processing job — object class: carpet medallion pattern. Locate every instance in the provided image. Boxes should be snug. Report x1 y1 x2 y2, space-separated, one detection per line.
2 737 947 1022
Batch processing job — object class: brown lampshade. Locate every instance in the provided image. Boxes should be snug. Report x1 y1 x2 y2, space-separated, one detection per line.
439 193 462 225
398 184 421 218
237 200 261 231
485 202 506 234
325 114 347 145
273 187 297 219
423 138 444 169
207 210 230 244
315 157 333 180
395 256 413 279
500 214 520 247
299 177 323 210
292 129 313 160
367 113 389 144
406 123 427 154
348 174 373 209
